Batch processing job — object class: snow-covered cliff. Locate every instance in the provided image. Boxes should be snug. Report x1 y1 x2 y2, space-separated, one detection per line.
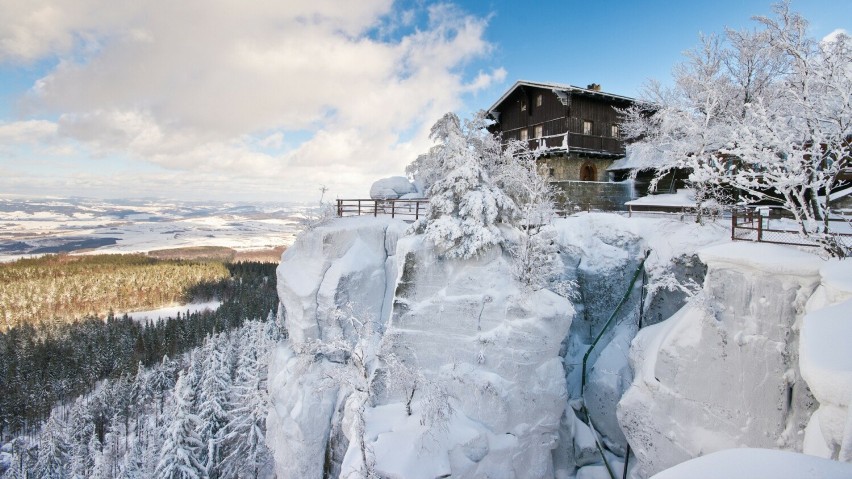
267 214 852 479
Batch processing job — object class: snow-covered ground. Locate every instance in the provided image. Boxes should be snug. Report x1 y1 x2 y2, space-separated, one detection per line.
649 448 852 479
0 196 307 261
124 300 222 322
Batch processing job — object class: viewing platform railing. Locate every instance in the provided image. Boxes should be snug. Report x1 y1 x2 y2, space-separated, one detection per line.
336 199 429 221
335 199 851 251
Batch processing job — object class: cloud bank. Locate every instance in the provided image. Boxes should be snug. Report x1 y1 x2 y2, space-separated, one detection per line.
0 0 504 201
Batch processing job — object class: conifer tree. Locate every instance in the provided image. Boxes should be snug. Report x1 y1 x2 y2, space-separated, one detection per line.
221 322 272 478
412 111 518 259
196 335 232 478
33 412 69 479
155 370 207 479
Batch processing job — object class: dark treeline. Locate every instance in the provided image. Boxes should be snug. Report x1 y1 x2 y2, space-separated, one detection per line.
0 261 279 439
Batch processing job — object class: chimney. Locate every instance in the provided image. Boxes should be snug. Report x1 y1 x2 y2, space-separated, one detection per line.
586 83 601 91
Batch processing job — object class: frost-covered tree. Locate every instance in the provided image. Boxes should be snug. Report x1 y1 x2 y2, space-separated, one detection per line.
410 111 518 259
622 1 851 254
67 397 96 479
118 438 145 479
155 369 207 479
195 335 232 479
489 140 573 294
33 412 69 478
221 321 273 479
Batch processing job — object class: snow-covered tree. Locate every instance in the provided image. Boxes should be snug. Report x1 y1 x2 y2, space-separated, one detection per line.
67 397 96 479
118 438 145 479
489 140 574 294
410 111 518 259
196 335 233 479
622 1 851 254
155 369 207 479
33 412 69 478
221 321 273 479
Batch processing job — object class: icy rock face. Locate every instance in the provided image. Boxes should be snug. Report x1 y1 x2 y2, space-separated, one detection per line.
617 243 822 477
267 218 405 478
369 176 417 199
800 260 852 461
275 217 402 344
553 217 645 460
268 217 575 479
377 235 574 478
642 254 706 327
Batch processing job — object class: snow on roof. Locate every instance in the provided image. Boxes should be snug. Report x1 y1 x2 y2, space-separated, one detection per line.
487 80 636 114
650 448 852 479
625 189 697 208
823 183 852 202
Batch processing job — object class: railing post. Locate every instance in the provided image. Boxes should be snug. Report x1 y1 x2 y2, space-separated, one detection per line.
391 201 395 219
374 200 378 217
337 199 342 217
731 208 736 241
358 199 362 216
757 211 763 242
415 201 420 220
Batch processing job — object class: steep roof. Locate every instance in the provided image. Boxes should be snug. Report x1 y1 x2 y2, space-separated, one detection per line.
487 80 636 114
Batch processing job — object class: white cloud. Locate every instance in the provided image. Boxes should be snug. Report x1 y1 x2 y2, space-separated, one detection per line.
1 0 503 201
0 119 57 144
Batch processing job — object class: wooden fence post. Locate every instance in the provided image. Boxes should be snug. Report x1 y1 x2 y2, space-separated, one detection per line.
374 200 378 217
415 201 420 221
391 201 395 219
757 211 763 242
731 208 736 241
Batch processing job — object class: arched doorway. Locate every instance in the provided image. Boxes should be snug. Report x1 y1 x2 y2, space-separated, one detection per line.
580 162 597 181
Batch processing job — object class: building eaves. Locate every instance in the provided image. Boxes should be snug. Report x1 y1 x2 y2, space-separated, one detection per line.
487 80 637 115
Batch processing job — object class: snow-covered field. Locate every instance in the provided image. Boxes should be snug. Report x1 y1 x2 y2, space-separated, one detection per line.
0 196 309 261
124 300 223 322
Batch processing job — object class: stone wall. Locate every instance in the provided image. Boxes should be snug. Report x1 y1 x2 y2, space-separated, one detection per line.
537 154 613 182
551 180 638 212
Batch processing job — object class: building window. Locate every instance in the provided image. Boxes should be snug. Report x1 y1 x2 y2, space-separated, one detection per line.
520 102 527 112
611 124 619 138
534 125 543 138
536 94 542 107
520 129 528 141
548 167 555 178
583 120 593 135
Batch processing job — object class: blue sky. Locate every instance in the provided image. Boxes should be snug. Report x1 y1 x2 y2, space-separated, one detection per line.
0 0 848 203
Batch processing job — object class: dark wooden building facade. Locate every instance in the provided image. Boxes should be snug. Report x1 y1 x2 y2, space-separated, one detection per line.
487 80 635 182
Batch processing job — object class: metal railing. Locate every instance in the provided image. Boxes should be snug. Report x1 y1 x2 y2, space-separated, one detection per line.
731 207 852 248
336 199 429 221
